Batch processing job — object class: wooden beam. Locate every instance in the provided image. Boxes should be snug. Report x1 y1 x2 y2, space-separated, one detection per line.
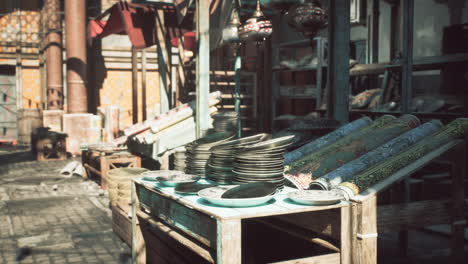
449 142 466 263
270 253 340 264
326 0 350 124
156 9 170 114
196 0 211 138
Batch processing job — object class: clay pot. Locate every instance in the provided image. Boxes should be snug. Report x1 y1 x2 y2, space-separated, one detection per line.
287 0 327 37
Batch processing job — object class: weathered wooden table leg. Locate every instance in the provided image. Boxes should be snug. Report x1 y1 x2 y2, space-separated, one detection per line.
216 219 242 264
132 181 146 264
352 196 377 264
100 155 108 189
340 205 352 264
450 143 465 263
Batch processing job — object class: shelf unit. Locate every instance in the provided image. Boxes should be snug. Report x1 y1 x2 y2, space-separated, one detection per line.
271 37 327 123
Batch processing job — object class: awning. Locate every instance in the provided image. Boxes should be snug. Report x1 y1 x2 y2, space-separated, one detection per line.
88 1 156 49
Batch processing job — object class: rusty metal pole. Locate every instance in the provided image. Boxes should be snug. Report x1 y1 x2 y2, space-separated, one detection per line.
45 0 64 110
65 0 87 113
131 46 139 124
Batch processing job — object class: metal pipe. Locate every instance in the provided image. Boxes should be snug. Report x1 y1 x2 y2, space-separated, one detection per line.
196 0 211 138
45 0 64 110
132 46 139 124
141 49 147 121
326 0 351 124
65 0 87 113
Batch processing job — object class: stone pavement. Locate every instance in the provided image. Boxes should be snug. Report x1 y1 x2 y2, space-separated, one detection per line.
0 146 131 264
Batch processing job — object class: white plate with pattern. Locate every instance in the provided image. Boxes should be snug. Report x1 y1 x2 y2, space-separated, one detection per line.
287 190 344 206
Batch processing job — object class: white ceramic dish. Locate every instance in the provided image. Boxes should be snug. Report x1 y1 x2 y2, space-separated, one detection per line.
287 190 344 206
155 173 201 187
198 186 275 207
141 170 183 181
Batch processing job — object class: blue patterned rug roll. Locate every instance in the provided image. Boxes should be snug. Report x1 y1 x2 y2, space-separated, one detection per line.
311 120 443 190
284 117 372 165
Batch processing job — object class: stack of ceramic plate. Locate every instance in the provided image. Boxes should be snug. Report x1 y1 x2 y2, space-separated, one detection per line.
232 135 296 190
173 147 187 172
212 111 239 132
206 133 270 184
185 132 235 177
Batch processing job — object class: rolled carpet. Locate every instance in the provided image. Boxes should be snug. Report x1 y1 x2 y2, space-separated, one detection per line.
334 118 468 199
311 120 443 190
284 115 420 189
283 116 373 165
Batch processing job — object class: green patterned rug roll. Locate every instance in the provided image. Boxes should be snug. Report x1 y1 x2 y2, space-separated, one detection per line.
335 118 468 199
284 115 420 190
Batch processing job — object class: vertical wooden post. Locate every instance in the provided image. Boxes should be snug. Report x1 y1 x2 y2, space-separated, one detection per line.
326 0 350 124
141 49 147 121
196 0 211 138
132 46 139 124
131 181 146 264
400 0 414 114
216 219 242 264
340 205 352 264
450 142 466 263
354 195 377 264
156 9 170 114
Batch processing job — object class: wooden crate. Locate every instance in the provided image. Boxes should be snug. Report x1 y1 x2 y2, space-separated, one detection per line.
82 150 141 189
112 202 132 247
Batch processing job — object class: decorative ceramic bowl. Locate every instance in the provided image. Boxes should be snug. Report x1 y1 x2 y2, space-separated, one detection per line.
198 186 276 207
156 173 201 187
287 190 343 205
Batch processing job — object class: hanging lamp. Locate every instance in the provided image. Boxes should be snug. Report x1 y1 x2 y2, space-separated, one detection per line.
287 0 327 37
238 0 273 42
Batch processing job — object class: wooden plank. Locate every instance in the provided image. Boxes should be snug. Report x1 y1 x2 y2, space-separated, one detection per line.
449 142 466 263
216 219 242 264
377 199 451 232
138 212 213 263
137 181 348 220
255 218 340 252
274 210 341 240
385 53 468 71
132 181 146 264
326 0 350 124
352 140 461 202
357 195 377 264
156 9 170 113
268 253 340 264
149 190 217 247
112 204 132 246
340 205 352 264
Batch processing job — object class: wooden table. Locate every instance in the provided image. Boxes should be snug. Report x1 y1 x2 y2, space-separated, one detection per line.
82 150 141 189
131 180 352 264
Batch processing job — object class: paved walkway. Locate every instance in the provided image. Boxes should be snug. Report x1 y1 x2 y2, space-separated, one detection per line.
0 146 131 264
